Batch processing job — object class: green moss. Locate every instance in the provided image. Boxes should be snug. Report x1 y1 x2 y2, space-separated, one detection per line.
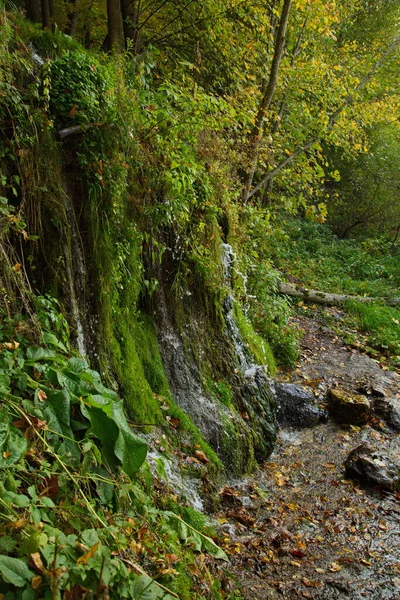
220 412 256 476
207 378 233 407
234 304 276 376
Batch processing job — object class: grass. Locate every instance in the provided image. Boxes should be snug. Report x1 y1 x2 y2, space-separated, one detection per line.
267 217 400 367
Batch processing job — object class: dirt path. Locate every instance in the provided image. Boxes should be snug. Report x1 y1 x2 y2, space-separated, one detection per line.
215 309 400 599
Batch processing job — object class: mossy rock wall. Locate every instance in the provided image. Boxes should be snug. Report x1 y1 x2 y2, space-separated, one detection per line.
154 245 276 476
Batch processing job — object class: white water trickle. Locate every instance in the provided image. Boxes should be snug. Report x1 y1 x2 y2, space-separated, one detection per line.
146 450 204 511
63 195 88 357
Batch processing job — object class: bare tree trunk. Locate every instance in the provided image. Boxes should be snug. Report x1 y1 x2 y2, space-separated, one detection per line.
41 0 52 29
65 0 79 36
121 0 141 52
242 0 292 202
107 0 124 52
26 0 41 23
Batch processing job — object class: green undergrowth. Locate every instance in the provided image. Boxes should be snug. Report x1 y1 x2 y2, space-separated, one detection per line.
0 300 234 599
266 217 400 367
268 218 400 298
345 301 400 365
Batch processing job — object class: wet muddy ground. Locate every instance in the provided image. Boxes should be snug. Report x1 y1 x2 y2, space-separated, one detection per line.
215 309 400 599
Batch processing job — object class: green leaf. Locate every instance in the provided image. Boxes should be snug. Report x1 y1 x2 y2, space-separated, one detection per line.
0 423 27 468
42 332 69 353
26 347 58 362
164 512 228 561
0 537 17 553
40 388 80 461
112 401 147 476
0 555 34 587
81 397 147 477
131 575 174 600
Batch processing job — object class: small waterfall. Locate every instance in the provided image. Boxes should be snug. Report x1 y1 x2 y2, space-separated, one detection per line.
146 449 204 511
63 195 88 357
221 243 268 378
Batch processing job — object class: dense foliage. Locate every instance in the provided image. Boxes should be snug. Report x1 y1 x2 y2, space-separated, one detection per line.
1 0 400 597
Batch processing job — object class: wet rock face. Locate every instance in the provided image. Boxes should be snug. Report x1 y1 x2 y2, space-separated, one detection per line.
327 388 371 425
275 383 328 428
373 397 400 432
345 443 400 491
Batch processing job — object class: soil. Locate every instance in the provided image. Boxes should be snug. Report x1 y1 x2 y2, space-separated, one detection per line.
215 308 400 600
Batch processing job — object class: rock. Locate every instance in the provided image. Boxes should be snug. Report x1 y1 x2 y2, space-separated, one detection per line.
373 397 400 431
327 388 370 425
345 443 400 491
275 383 328 428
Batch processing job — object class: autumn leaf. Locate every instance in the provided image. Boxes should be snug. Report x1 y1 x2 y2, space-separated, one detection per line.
76 542 99 565
302 578 323 588
30 552 47 574
194 450 209 464
37 389 47 402
32 575 42 590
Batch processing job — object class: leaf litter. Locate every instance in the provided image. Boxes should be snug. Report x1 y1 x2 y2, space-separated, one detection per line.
213 307 400 599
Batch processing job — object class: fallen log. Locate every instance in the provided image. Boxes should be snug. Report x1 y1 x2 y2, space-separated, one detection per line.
56 122 110 140
278 282 400 307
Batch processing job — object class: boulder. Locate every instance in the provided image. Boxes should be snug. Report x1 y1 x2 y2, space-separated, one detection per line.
327 388 370 425
275 383 328 428
345 443 400 491
372 397 400 432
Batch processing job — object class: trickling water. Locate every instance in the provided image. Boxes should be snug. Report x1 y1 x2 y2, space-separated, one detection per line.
63 195 88 357
29 44 44 67
221 243 269 378
147 450 204 511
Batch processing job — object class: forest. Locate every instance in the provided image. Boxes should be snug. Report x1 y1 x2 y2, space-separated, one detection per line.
0 0 400 598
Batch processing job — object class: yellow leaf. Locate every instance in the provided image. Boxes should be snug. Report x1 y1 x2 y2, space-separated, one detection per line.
32 576 42 590
77 542 99 565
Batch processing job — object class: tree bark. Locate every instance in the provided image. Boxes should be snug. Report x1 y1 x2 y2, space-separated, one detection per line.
278 282 400 307
65 0 78 36
121 0 141 52
107 0 125 52
41 0 52 29
25 0 41 23
242 0 292 202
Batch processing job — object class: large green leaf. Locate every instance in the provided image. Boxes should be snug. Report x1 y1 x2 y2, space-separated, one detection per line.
81 396 147 476
0 555 33 587
111 401 147 476
40 388 80 461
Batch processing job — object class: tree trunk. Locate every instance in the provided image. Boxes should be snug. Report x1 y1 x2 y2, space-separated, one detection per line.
65 0 78 36
107 0 124 52
121 0 141 52
242 0 292 202
25 0 41 23
41 0 52 29
278 282 400 307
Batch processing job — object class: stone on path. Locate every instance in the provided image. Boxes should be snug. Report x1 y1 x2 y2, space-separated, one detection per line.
372 397 400 432
275 382 327 428
327 388 370 425
345 441 400 491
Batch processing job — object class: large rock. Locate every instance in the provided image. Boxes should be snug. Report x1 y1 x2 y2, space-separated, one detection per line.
345 443 400 491
327 388 370 425
275 383 327 428
373 397 400 432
